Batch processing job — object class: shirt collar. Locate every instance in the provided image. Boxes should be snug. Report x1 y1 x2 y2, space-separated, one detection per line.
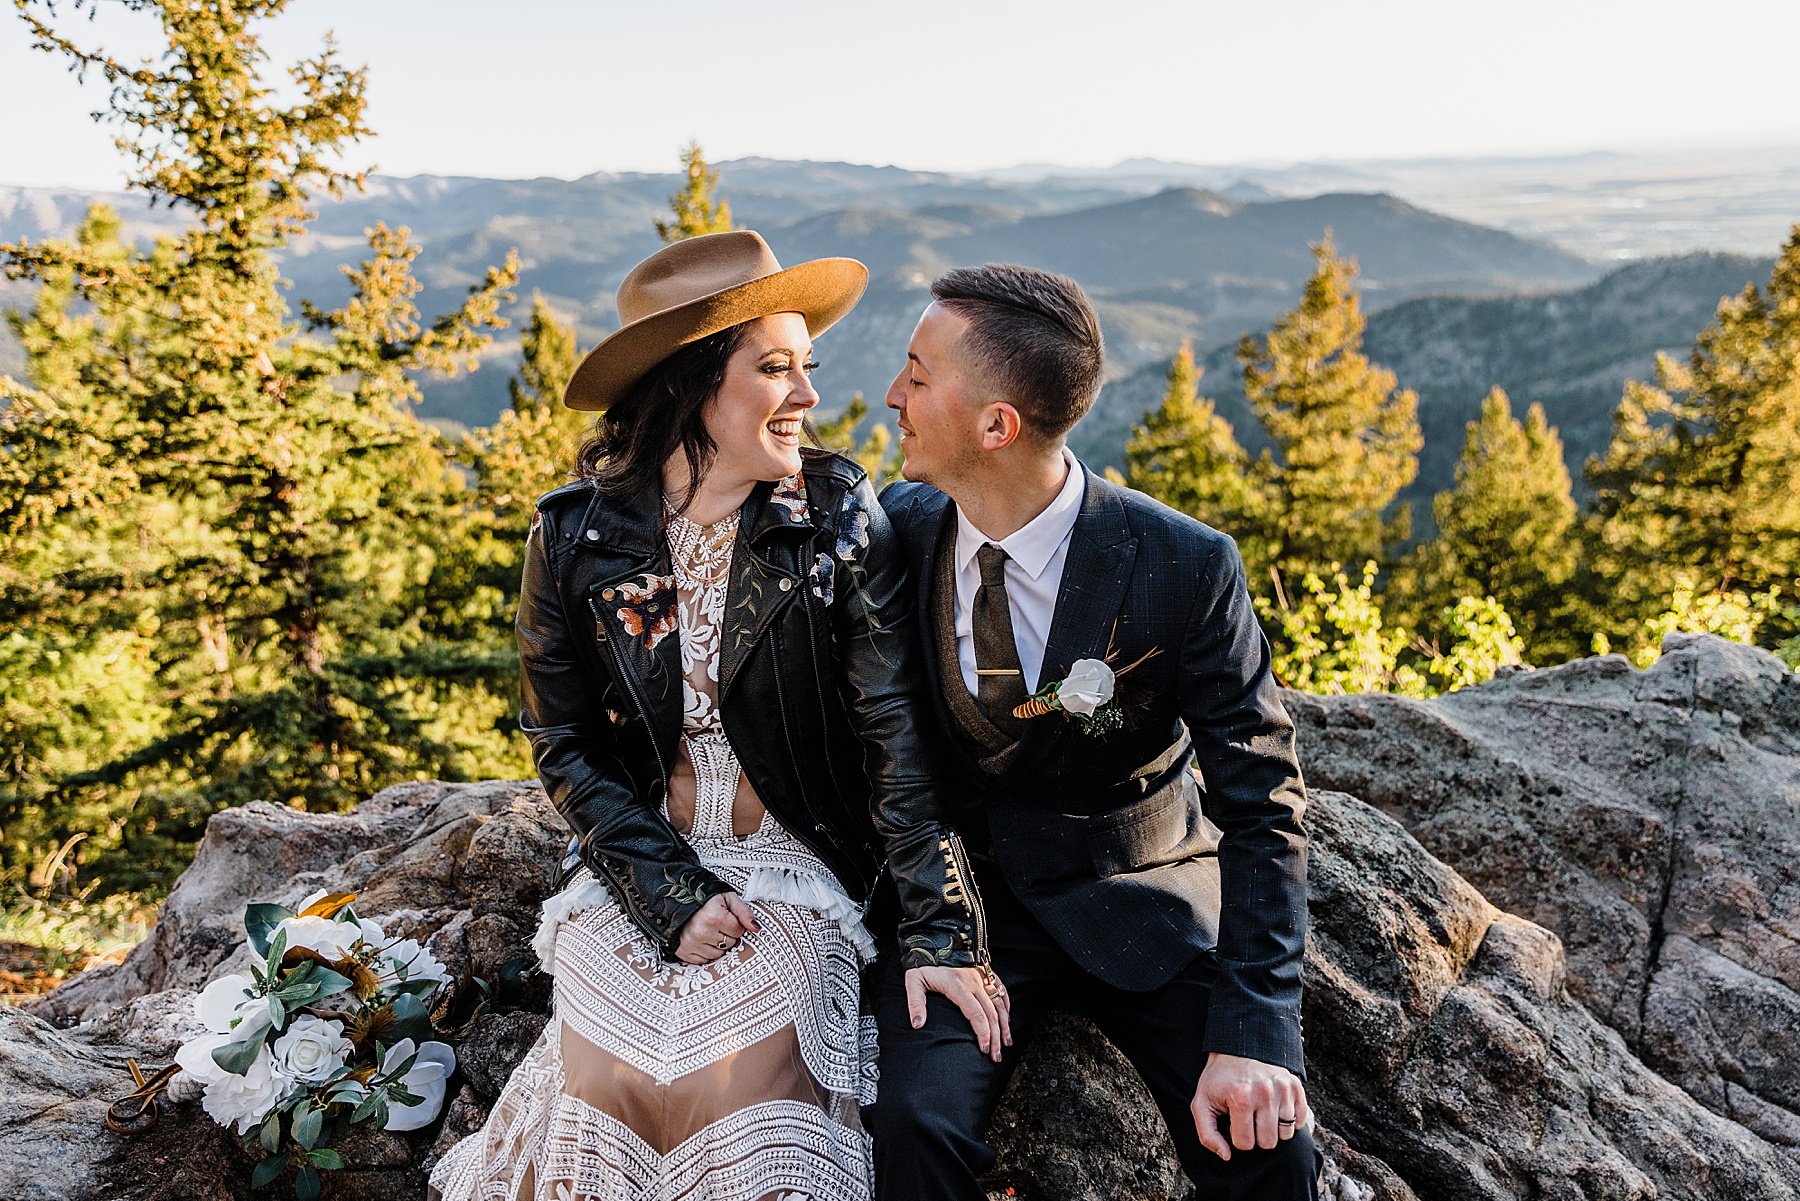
954 450 1086 582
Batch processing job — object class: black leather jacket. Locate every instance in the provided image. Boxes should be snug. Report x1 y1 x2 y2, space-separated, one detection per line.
517 447 986 969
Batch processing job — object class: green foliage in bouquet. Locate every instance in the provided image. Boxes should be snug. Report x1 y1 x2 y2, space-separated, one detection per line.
174 892 487 1200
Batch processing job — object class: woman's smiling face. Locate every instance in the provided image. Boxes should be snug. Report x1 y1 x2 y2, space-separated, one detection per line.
702 311 821 486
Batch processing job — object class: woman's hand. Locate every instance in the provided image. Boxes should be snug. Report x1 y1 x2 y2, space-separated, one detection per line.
675 892 761 964
904 965 1014 1062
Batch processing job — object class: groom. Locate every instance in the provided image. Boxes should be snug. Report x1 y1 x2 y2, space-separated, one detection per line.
873 264 1321 1198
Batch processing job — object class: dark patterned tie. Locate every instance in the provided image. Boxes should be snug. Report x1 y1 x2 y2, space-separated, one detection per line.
973 543 1027 739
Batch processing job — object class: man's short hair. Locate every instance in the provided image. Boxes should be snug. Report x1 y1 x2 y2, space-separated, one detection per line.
930 264 1104 444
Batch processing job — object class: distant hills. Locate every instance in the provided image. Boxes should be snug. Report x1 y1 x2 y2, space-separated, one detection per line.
1074 251 1770 521
0 152 1783 514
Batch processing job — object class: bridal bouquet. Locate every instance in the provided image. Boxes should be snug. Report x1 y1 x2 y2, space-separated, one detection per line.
173 890 477 1199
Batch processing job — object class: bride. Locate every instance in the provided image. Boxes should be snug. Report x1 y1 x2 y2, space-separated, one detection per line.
430 231 1008 1200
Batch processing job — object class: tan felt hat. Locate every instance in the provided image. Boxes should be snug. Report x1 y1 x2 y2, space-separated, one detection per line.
564 230 869 412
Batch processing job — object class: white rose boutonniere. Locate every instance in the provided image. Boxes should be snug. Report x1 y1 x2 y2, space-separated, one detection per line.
1053 658 1115 715
1013 646 1159 736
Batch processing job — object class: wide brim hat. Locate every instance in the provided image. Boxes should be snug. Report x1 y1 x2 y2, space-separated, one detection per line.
564 230 869 412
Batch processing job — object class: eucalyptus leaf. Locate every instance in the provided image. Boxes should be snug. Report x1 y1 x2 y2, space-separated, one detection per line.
305 1148 346 1171
307 967 354 999
258 1110 282 1154
211 1035 265 1077
394 977 441 997
387 1082 421 1106
349 1091 381 1124
388 992 433 1042
250 1154 287 1190
245 904 294 958
294 1104 323 1150
277 980 321 1007
266 996 286 1031
278 961 316 989
264 928 289 979
295 1164 321 1201
381 1051 419 1086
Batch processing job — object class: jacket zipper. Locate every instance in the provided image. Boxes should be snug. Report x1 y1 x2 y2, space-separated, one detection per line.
587 595 671 804
943 831 988 961
769 626 833 857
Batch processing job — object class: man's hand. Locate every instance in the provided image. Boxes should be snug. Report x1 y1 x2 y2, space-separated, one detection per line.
904 966 1014 1062
675 892 760 964
1190 1052 1309 1160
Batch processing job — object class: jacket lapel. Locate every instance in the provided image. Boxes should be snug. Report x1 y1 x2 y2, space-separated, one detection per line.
1005 467 1138 775
719 473 810 699
575 484 684 764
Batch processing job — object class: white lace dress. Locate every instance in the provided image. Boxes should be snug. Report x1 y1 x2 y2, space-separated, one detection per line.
430 508 877 1201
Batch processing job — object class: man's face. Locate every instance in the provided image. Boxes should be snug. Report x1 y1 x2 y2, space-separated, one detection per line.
884 302 987 488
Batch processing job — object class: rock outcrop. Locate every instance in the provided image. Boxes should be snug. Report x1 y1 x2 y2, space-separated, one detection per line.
1288 632 1800 1160
6 635 1796 1199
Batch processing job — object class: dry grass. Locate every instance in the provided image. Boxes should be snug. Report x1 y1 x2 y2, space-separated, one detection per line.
0 887 154 1003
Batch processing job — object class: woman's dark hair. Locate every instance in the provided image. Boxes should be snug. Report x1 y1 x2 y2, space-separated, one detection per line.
575 322 751 510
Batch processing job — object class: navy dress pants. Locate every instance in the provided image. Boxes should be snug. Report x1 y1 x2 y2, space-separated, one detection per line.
872 863 1321 1200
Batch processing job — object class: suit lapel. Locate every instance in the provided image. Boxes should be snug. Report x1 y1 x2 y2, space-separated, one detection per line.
1006 467 1138 775
913 501 956 713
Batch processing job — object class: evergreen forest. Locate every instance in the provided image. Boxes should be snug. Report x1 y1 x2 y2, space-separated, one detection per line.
2 0 1796 931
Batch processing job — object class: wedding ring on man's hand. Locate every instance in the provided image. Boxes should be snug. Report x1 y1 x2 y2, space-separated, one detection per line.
1278 1117 1297 1128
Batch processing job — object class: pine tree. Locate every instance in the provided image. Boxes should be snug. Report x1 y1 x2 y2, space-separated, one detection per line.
509 293 580 415
1398 389 1580 661
465 294 590 520
654 140 734 244
0 0 522 890
1585 227 1800 647
1124 341 1259 545
1238 235 1422 586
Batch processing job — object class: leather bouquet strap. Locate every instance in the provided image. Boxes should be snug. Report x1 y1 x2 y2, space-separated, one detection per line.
105 1058 181 1135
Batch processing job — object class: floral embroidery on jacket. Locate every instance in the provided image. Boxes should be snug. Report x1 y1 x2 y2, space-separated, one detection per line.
834 490 871 564
771 471 810 525
828 486 891 663
605 572 678 650
808 552 836 606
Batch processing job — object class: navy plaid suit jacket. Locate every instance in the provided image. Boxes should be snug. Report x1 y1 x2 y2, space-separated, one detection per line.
881 465 1310 1076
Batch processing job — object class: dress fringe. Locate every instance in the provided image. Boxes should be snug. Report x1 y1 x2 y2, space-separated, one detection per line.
533 866 876 973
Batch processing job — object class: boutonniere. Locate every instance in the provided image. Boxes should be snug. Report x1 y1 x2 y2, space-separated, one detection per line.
1014 648 1158 737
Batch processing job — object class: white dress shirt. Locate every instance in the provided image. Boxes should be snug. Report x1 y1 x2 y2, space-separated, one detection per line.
953 450 1086 696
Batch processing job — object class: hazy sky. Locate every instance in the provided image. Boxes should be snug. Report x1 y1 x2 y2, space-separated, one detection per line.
4 0 1797 191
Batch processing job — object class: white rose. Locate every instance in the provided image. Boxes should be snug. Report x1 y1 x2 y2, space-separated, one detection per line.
175 1035 291 1133
377 938 451 988
271 1015 352 1084
273 914 364 961
1056 658 1116 716
378 1038 456 1131
194 973 268 1036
